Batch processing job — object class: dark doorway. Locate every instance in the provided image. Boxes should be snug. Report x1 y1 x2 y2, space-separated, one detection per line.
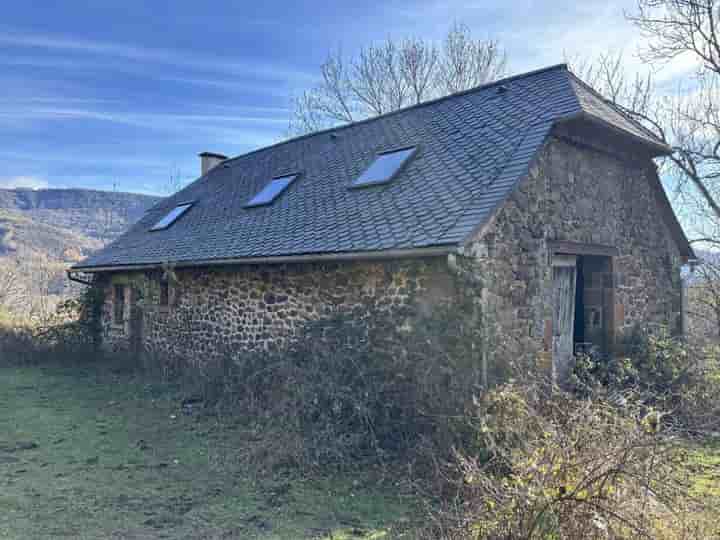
549 242 617 375
572 255 613 357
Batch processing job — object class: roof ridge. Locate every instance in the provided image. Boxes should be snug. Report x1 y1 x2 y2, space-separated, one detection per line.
565 69 664 145
221 63 570 167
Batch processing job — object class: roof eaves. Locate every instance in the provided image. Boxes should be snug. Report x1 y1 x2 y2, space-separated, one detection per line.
566 70 668 149
556 110 671 156
70 244 460 273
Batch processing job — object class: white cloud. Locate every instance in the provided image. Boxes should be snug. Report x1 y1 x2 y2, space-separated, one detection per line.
379 0 696 84
0 106 288 150
651 51 702 83
0 29 315 84
0 106 289 126
0 54 317 98
0 176 49 190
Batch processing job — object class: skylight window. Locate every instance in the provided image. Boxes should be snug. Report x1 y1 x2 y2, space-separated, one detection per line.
150 203 193 231
246 174 297 207
351 147 416 188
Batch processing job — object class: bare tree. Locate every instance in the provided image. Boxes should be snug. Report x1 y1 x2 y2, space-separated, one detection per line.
400 37 439 104
288 23 507 136
569 4 720 341
568 3 720 249
437 24 507 94
98 181 118 245
0 259 23 314
628 0 720 74
164 164 187 196
624 1 720 244
22 255 60 325
0 226 18 253
661 77 720 245
568 50 654 115
686 254 720 340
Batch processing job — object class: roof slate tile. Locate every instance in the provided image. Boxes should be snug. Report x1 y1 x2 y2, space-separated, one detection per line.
75 64 672 270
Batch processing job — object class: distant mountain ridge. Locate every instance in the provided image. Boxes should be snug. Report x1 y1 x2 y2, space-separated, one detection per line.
0 188 162 316
0 188 162 245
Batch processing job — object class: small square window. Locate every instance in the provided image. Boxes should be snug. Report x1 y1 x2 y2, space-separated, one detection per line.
113 284 125 325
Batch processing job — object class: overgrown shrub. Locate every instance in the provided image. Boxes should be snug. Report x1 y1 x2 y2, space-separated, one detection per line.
155 306 483 473
0 282 103 365
0 315 38 363
35 285 104 352
569 326 720 432
429 381 715 540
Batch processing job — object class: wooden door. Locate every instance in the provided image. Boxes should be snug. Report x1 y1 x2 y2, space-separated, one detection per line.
552 256 577 381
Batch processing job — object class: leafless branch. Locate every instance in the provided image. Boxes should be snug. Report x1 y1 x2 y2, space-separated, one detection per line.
288 24 507 136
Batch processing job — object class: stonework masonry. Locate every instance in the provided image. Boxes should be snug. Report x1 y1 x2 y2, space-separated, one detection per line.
99 131 684 378
461 131 682 376
100 257 457 364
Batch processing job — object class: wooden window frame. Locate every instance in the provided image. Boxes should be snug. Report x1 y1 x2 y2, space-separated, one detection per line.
159 280 170 308
158 278 173 313
113 284 126 328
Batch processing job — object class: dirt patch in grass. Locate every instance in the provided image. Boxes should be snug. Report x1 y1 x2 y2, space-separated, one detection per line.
0 363 416 539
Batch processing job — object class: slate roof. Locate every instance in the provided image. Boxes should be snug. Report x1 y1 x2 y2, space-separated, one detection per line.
74 64 686 271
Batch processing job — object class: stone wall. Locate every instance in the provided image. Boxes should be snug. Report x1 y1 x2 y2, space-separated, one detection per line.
98 129 684 378
99 257 458 363
460 131 683 378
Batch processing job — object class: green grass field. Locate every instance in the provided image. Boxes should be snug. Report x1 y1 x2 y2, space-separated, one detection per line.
3 361 720 540
0 363 415 539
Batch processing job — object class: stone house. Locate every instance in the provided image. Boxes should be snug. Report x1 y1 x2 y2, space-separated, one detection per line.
70 64 694 380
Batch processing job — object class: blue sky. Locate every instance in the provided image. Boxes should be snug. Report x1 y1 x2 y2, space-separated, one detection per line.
0 0 684 195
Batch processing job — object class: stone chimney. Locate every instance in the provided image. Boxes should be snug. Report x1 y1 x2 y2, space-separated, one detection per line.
199 152 228 175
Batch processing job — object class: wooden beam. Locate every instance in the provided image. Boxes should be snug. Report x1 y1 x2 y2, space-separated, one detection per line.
547 240 619 257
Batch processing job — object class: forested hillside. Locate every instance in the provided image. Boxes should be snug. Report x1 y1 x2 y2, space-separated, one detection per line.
0 188 161 320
